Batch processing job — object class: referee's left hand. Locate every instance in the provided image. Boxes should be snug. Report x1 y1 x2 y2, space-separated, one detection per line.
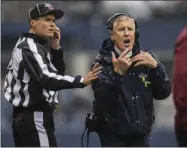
83 63 102 86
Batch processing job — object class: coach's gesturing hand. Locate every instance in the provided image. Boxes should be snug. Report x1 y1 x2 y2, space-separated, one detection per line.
131 50 158 68
83 63 102 85
112 49 132 76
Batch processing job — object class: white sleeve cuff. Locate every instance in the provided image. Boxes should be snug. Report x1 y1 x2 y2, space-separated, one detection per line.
80 77 84 83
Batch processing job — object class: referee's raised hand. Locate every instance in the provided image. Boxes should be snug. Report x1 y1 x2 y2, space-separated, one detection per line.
83 63 102 85
49 26 61 50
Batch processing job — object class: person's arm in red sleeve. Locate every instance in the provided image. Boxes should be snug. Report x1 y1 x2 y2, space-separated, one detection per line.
173 27 187 112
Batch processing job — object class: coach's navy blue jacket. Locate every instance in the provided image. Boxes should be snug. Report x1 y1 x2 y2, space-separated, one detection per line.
91 38 171 136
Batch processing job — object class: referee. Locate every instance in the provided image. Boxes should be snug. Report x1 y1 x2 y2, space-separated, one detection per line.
4 2 101 147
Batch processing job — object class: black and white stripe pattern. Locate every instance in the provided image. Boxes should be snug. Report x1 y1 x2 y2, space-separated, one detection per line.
4 34 85 107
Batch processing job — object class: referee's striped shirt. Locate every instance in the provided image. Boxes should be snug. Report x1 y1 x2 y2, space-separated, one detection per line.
4 33 85 108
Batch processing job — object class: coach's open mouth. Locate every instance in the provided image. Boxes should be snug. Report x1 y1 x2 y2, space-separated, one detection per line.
124 39 130 44
124 39 131 47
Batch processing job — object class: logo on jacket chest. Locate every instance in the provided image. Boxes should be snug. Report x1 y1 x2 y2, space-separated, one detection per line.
139 73 151 87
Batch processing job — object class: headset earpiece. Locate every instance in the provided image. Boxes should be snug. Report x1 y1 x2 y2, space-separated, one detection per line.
134 21 139 39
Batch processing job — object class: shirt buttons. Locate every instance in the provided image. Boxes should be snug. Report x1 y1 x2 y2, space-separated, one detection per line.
132 96 139 100
135 120 140 123
129 73 131 75
132 73 135 75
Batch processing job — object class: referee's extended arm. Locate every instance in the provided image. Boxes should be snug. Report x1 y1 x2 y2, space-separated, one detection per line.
22 38 101 90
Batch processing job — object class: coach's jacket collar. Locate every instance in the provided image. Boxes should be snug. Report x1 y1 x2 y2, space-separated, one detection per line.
99 38 141 62
21 33 48 45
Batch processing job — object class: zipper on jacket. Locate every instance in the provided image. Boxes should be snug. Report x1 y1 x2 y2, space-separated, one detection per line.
129 71 138 134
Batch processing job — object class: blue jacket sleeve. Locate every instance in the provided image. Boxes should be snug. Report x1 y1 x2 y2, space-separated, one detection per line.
91 57 119 103
91 63 119 117
148 53 171 100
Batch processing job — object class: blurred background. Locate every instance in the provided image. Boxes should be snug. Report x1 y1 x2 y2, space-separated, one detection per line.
1 0 187 147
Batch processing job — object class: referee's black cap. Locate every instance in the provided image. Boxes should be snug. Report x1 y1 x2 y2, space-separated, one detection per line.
28 2 64 20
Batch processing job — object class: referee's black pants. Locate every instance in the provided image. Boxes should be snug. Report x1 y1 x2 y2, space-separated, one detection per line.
12 106 57 147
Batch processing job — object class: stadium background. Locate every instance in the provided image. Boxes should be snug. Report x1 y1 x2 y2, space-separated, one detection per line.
1 1 186 146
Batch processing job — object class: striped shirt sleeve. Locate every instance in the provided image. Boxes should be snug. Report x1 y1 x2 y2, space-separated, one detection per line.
22 38 86 91
50 48 65 75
